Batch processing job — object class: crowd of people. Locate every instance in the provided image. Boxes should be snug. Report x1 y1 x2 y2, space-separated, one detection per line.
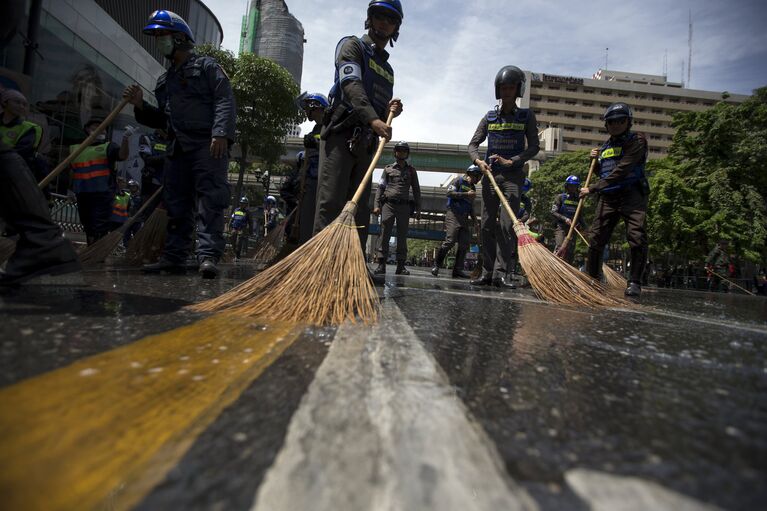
1 1 763 299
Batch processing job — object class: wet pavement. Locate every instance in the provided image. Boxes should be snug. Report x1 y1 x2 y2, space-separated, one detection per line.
0 262 765 510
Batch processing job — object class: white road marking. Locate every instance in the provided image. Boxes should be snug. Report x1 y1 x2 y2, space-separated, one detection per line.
251 300 538 511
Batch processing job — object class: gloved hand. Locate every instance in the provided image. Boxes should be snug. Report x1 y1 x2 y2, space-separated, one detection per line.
123 125 136 138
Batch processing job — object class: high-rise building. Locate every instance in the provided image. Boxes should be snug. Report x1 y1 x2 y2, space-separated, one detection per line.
239 0 304 86
522 69 749 159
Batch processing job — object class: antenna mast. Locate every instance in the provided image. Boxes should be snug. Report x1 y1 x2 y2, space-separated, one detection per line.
688 10 693 87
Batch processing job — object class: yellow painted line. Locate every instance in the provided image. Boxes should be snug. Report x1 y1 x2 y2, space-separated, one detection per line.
0 314 303 511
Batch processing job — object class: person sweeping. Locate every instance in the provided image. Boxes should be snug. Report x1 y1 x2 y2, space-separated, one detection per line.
468 65 540 289
579 102 650 300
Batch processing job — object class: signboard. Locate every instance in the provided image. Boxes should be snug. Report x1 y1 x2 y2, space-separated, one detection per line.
531 73 584 86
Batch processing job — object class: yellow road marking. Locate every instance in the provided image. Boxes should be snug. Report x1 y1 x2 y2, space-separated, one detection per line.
0 314 303 511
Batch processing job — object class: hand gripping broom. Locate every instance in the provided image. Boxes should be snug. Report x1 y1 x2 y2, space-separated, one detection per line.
187 112 398 325
78 186 164 266
481 167 628 307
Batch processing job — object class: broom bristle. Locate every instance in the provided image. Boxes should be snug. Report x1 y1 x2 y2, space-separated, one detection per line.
513 223 630 307
126 208 168 266
0 237 17 266
79 230 123 266
252 221 287 264
188 203 379 326
603 263 627 292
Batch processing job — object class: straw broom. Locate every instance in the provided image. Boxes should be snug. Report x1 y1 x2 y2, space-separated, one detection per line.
706 268 756 296
187 112 398 325
125 205 167 266
572 226 627 292
252 208 296 264
79 187 164 266
481 167 628 307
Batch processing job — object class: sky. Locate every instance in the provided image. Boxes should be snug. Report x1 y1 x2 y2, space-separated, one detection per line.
210 0 767 184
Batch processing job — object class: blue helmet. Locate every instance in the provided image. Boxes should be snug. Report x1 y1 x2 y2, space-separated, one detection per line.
143 10 195 42
366 1 404 44
602 102 633 122
522 178 532 193
296 150 305 165
301 92 329 110
565 175 580 187
466 164 482 177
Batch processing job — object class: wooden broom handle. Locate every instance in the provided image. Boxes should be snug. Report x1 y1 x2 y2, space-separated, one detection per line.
561 156 598 248
350 110 396 206
481 167 520 224
39 97 130 189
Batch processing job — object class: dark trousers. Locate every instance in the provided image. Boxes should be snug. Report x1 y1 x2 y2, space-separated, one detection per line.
587 185 648 282
76 191 114 242
0 149 78 274
376 201 410 261
480 172 523 276
230 230 249 258
554 225 576 264
163 145 230 264
299 177 317 244
313 130 375 251
441 209 471 270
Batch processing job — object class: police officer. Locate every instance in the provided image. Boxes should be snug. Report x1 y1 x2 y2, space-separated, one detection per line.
313 0 404 257
468 65 540 288
551 175 585 265
372 141 421 275
265 196 280 232
138 129 169 202
296 92 328 243
431 164 481 278
69 117 130 245
0 141 80 285
123 10 236 278
0 89 42 173
580 102 649 298
229 196 252 260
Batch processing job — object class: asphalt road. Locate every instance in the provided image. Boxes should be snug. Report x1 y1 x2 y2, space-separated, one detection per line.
0 263 765 511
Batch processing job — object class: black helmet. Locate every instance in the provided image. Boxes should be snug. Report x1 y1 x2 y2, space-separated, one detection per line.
366 0 404 45
495 65 525 100
602 102 633 122
466 164 482 177
394 140 410 153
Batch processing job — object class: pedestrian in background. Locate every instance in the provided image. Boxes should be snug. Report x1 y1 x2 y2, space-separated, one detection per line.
123 9 236 279
373 141 420 276
296 92 328 244
229 196 252 260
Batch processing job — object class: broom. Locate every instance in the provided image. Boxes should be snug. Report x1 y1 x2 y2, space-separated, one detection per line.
572 226 627 292
125 205 167 266
38 98 130 190
78 187 163 266
254 208 297 265
706 268 756 296
481 167 628 307
187 112 398 325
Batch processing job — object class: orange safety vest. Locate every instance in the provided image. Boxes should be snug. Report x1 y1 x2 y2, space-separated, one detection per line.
70 142 111 193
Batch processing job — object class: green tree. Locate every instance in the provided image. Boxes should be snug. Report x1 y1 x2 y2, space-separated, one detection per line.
196 44 302 204
666 86 767 262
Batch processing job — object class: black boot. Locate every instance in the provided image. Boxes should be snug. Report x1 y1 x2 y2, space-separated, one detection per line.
395 260 410 275
142 257 187 275
470 272 493 286
629 246 648 284
199 257 220 279
431 246 448 277
586 247 603 280
373 259 387 275
0 148 80 286
452 249 470 278
492 275 516 289
625 281 641 298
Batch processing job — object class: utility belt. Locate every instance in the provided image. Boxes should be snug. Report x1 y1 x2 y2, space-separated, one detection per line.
321 105 376 154
382 197 409 205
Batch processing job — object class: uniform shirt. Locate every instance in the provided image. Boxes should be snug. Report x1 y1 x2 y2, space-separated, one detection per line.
135 54 236 151
589 132 648 193
550 192 584 227
71 141 121 192
337 34 391 127
374 161 421 210
230 207 252 233
468 106 540 165
1 117 38 163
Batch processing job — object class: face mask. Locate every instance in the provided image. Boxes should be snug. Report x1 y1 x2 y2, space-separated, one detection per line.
157 35 175 58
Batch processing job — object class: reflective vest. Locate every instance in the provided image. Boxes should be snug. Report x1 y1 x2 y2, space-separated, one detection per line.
485 108 529 172
446 176 475 217
0 120 42 150
558 193 578 219
597 132 647 193
111 192 130 223
70 142 112 193
329 36 394 122
519 194 532 218
230 208 248 230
